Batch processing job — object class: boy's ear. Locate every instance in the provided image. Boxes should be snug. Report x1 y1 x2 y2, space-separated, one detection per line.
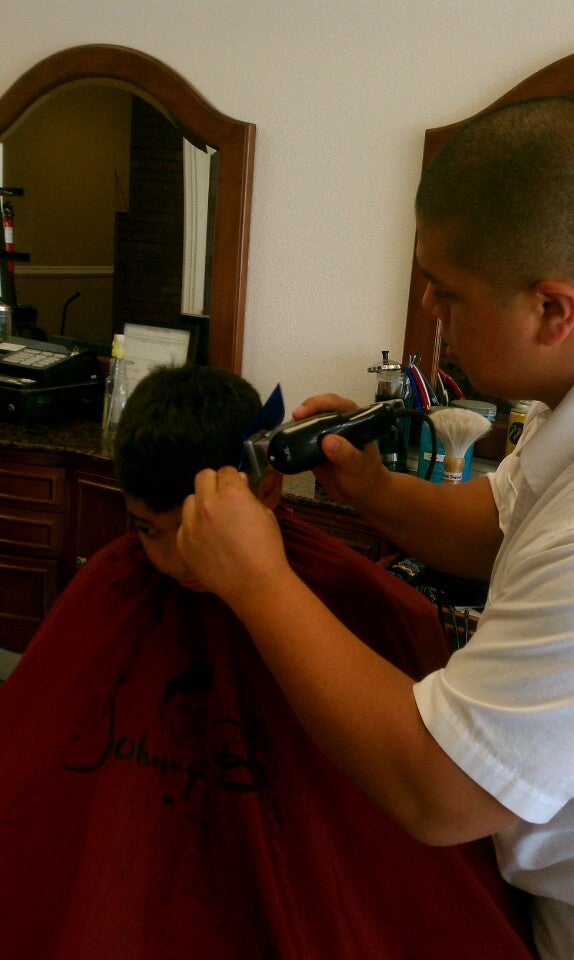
534 280 574 346
255 468 283 510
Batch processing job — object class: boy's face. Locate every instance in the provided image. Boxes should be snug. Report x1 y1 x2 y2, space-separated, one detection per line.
416 219 539 400
126 496 206 590
125 471 283 591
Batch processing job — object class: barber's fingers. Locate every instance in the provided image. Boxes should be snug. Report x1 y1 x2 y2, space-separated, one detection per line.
320 432 372 464
321 432 350 461
182 469 249 540
191 466 216 496
215 465 249 487
192 465 246 492
313 430 384 506
178 467 258 564
312 434 354 485
178 466 288 606
190 467 248 510
292 393 358 420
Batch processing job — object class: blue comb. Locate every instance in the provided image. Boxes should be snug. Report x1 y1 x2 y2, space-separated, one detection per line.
238 383 285 472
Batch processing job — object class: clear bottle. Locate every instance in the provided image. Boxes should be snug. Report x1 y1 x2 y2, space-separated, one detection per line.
102 333 123 429
102 333 127 438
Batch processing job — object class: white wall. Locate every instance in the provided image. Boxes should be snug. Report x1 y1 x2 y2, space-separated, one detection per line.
1 1 572 411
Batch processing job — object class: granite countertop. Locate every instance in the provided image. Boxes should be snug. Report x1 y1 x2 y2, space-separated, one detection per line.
0 416 113 461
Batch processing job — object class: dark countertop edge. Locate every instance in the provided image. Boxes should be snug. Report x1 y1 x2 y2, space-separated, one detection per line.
281 473 358 515
0 417 112 462
282 491 356 515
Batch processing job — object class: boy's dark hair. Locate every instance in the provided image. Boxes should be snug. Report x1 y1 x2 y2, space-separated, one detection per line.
415 96 574 293
114 364 261 512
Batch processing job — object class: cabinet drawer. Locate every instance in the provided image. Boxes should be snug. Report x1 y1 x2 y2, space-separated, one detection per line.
284 499 391 562
0 463 66 510
0 508 65 556
68 471 129 573
0 554 59 653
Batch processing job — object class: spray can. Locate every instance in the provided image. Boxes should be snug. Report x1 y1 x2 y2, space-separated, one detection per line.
505 401 533 456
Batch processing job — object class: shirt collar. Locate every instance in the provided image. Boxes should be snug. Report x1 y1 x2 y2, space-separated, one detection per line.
519 385 574 496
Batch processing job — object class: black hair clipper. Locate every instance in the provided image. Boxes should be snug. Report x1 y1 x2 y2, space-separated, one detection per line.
242 398 404 478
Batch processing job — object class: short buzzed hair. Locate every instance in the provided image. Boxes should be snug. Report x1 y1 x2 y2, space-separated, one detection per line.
415 96 574 292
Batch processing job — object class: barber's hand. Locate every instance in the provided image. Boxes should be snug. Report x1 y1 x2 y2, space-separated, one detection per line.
177 466 291 612
292 393 388 509
292 392 358 420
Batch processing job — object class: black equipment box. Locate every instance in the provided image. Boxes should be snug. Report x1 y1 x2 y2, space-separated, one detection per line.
0 338 103 424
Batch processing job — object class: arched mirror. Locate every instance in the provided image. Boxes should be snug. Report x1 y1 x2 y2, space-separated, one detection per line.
402 52 574 459
0 45 255 372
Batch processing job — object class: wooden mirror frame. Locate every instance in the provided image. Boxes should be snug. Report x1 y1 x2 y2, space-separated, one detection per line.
402 52 574 458
0 44 256 373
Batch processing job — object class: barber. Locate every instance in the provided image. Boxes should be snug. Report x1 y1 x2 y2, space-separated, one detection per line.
178 97 574 960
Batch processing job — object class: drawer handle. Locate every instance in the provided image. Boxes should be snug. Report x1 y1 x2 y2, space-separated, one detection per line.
74 556 87 569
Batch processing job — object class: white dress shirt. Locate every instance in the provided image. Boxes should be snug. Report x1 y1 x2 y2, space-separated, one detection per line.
414 386 574 959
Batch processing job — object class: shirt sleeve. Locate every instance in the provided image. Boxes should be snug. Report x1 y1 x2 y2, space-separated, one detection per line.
414 472 574 825
487 453 519 536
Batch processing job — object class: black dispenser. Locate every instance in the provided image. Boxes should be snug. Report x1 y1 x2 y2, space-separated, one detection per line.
367 350 410 472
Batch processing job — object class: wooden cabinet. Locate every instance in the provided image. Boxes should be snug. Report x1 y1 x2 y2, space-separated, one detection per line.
0 553 59 653
0 459 67 651
67 467 129 576
0 445 128 653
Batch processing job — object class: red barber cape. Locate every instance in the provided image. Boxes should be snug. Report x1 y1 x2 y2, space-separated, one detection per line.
0 510 534 959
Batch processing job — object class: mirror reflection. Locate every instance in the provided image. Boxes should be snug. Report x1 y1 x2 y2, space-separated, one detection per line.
2 81 215 353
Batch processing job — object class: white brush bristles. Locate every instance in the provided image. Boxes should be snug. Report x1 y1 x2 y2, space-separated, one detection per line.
430 407 492 459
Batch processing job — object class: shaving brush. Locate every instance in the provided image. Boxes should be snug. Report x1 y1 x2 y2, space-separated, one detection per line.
429 407 492 484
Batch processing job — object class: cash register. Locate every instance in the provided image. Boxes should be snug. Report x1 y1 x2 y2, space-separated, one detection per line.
0 337 104 424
